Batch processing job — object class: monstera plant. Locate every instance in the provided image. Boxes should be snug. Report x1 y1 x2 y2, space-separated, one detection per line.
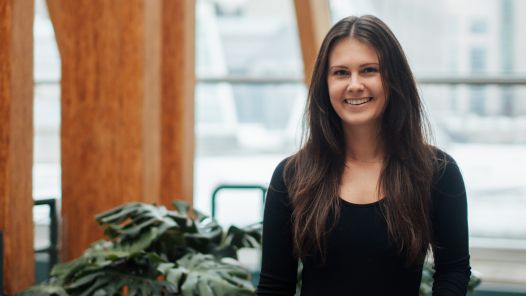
18 201 261 296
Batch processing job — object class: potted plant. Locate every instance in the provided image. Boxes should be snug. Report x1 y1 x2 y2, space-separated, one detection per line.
18 201 261 296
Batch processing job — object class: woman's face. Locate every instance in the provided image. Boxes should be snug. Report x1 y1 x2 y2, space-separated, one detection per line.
327 37 387 130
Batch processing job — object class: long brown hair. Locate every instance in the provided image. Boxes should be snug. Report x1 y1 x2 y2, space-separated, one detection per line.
284 15 435 266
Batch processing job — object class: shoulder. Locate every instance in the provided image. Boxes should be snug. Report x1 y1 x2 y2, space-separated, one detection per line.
428 146 466 199
266 157 295 210
269 156 293 192
429 146 456 166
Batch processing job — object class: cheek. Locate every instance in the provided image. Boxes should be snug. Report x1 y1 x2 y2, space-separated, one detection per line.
329 95 338 111
327 81 335 96
327 80 345 99
327 82 338 105
372 79 385 94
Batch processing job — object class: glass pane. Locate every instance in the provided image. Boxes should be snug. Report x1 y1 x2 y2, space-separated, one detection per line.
34 0 61 81
421 84 526 240
329 0 526 76
196 0 303 78
194 82 306 222
196 82 305 154
33 83 61 199
33 0 61 241
194 0 305 223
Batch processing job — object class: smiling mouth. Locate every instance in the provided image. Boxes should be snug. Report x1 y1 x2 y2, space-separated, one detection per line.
344 97 373 105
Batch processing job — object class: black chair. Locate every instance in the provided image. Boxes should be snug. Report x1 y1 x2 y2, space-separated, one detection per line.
33 199 59 275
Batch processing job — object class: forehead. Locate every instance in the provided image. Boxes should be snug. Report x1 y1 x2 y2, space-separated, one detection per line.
328 37 379 66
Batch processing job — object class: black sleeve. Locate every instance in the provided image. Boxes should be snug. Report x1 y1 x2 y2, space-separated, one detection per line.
257 158 298 296
431 151 471 295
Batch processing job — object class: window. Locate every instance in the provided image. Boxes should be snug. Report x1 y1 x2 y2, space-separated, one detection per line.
33 0 61 281
194 0 305 226
471 18 488 34
34 0 61 201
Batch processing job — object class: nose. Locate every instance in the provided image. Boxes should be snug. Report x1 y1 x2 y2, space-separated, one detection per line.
346 75 364 92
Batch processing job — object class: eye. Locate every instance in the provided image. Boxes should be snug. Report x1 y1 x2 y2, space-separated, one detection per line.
362 67 379 74
333 69 349 77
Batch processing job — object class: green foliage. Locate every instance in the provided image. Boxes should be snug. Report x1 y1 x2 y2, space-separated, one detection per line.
15 285 68 296
162 253 254 296
18 201 261 296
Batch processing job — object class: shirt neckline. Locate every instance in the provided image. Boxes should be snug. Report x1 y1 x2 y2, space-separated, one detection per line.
339 197 385 207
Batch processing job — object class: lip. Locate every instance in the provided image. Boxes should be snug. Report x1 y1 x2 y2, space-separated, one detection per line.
344 97 373 106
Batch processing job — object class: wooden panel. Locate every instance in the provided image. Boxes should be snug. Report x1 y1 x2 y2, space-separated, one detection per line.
160 0 195 206
0 0 35 293
47 0 164 261
293 0 331 85
143 0 162 203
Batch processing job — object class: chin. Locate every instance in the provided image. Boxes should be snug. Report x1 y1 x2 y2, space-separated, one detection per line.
341 117 381 128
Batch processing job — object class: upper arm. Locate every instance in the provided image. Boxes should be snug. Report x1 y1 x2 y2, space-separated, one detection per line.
431 151 471 295
257 159 298 296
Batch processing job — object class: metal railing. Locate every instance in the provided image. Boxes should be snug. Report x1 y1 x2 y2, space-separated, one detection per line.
36 75 526 86
198 75 526 85
211 184 267 219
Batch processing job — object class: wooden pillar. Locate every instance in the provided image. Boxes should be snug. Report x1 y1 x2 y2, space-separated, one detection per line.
293 0 331 85
0 0 35 293
47 0 165 261
48 0 195 261
160 0 195 206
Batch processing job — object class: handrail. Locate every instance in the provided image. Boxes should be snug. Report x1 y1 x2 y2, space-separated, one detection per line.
35 75 526 86
199 75 526 85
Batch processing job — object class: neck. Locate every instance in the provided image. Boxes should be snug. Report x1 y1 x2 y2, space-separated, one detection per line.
343 124 384 163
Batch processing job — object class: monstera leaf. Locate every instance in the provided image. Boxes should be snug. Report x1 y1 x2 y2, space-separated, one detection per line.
49 250 172 295
16 285 68 296
211 222 263 259
96 203 178 245
94 202 225 262
162 253 255 296
171 200 224 254
223 222 262 250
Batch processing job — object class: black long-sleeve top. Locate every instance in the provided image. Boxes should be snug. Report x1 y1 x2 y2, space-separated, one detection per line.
257 151 471 296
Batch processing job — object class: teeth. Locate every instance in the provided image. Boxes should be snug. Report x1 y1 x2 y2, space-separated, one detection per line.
344 97 372 105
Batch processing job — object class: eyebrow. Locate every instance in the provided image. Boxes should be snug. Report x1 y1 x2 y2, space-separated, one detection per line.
328 63 380 71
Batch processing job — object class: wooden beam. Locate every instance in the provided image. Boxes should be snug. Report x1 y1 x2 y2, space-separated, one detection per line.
47 0 164 261
293 0 331 85
160 0 195 206
0 0 35 293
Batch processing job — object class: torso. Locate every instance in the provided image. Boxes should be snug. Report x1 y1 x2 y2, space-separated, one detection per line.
300 198 422 296
339 161 384 204
258 151 471 295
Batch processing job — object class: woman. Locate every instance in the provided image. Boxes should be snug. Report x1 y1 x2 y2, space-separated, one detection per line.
257 15 470 295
